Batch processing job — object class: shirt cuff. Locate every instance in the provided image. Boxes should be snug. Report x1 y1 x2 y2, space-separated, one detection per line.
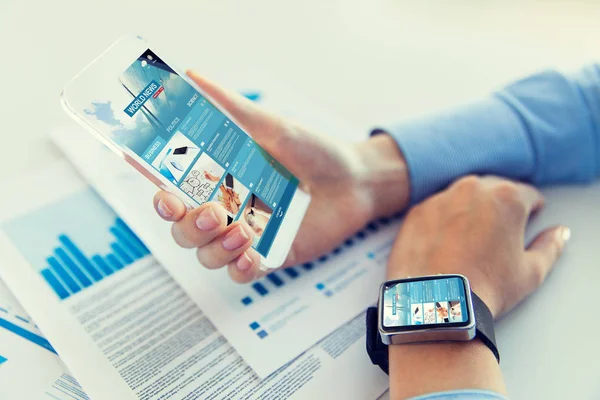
408 389 508 400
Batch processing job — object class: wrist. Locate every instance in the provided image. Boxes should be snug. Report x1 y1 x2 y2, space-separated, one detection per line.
354 134 410 220
388 339 506 399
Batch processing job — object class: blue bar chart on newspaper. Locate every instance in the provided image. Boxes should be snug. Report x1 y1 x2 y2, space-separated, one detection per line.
2 190 149 301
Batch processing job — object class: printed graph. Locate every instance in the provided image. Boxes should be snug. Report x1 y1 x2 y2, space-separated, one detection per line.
3 189 150 301
0 314 56 354
0 280 56 353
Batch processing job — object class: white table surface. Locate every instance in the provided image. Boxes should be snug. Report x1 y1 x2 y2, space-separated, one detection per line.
1 1 599 399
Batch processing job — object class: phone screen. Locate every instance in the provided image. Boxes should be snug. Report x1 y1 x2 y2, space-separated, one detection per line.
382 276 470 329
81 49 299 257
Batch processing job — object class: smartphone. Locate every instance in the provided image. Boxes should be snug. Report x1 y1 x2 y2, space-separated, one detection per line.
61 35 311 270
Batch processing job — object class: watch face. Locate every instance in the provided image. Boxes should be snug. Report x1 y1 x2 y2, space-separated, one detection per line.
381 275 471 331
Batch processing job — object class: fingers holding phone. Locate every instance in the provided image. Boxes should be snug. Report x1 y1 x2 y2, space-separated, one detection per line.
153 192 264 282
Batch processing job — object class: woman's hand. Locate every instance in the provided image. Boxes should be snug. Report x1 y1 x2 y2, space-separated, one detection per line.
386 175 569 317
153 71 409 283
385 175 570 399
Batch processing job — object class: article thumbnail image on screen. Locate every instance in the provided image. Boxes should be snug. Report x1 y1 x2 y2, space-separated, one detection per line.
411 303 423 325
214 173 250 217
449 300 463 323
423 302 436 324
179 153 225 204
151 132 200 184
241 194 273 244
435 301 449 323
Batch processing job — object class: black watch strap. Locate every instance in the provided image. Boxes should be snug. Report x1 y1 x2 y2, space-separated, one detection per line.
366 306 389 374
471 292 500 363
366 292 499 375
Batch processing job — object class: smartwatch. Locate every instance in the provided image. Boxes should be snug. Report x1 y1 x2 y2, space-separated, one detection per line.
366 274 499 374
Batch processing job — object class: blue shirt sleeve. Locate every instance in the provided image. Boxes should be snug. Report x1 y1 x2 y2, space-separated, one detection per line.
407 389 508 400
382 64 600 204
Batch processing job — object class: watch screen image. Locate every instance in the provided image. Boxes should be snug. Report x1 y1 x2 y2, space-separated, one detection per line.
382 276 469 329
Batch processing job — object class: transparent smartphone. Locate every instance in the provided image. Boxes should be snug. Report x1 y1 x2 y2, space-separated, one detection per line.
61 35 310 270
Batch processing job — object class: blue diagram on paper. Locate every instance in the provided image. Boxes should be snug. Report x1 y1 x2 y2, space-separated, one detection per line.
0 317 56 354
0 280 56 353
2 189 149 301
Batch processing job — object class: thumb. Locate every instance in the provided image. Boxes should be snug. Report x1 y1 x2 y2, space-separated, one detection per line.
524 226 571 289
186 70 284 149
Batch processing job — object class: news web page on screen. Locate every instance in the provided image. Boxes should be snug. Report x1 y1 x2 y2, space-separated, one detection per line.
82 49 298 257
383 277 469 328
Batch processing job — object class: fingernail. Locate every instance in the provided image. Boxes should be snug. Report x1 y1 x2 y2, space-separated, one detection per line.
157 199 173 218
222 225 250 251
557 226 571 250
237 252 254 271
196 208 219 231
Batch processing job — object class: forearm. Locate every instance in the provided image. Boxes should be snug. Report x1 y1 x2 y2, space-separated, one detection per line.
355 134 410 219
380 64 600 204
389 340 506 400
495 65 600 184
